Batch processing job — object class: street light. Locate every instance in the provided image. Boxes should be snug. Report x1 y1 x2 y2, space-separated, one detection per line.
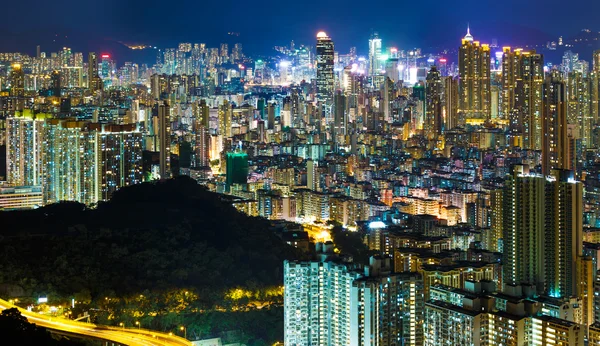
119 322 124 329
135 321 140 329
180 326 186 339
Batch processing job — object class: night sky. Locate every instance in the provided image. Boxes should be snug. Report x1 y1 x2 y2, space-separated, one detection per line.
1 0 599 58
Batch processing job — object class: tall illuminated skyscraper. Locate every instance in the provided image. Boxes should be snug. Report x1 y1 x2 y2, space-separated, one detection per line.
502 165 582 298
194 100 210 167
443 76 459 130
87 52 102 92
42 121 143 205
351 264 424 346
425 66 443 142
544 169 583 298
458 27 491 119
368 32 382 76
6 114 44 187
512 50 544 150
566 71 591 147
156 101 171 179
285 247 422 346
94 124 143 201
219 100 232 139
502 165 545 292
542 71 569 176
316 31 335 106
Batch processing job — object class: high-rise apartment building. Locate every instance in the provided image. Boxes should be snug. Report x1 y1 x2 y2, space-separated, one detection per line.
285 246 423 346
542 71 569 175
458 27 491 119
6 115 45 187
502 165 582 298
156 101 171 179
42 120 143 205
502 48 544 149
425 66 443 142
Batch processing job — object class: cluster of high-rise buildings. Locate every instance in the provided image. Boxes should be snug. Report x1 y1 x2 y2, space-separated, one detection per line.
2 26 600 344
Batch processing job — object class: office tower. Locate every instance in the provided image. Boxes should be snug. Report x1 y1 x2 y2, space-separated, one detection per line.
425 66 443 142
316 32 335 106
100 54 111 81
6 116 45 187
458 27 491 119
368 32 382 76
351 265 424 346
443 76 459 130
542 71 569 175
225 150 248 190
156 102 171 179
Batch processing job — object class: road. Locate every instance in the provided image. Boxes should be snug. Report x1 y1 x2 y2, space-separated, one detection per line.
0 298 192 346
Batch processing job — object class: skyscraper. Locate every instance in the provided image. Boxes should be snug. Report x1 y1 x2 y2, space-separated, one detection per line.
156 101 171 179
502 166 546 292
195 100 210 167
458 27 491 119
316 32 335 107
6 114 44 187
502 165 582 298
425 66 443 142
443 76 459 130
511 50 544 150
544 169 583 298
351 265 424 346
10 63 25 111
542 71 569 175
333 92 347 140
285 246 422 346
94 124 143 202
42 121 143 205
87 52 102 92
368 32 382 77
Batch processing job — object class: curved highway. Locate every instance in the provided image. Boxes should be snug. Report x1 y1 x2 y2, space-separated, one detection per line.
0 298 192 346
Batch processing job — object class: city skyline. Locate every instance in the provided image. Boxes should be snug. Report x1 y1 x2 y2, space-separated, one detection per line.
4 4 600 345
2 0 600 58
